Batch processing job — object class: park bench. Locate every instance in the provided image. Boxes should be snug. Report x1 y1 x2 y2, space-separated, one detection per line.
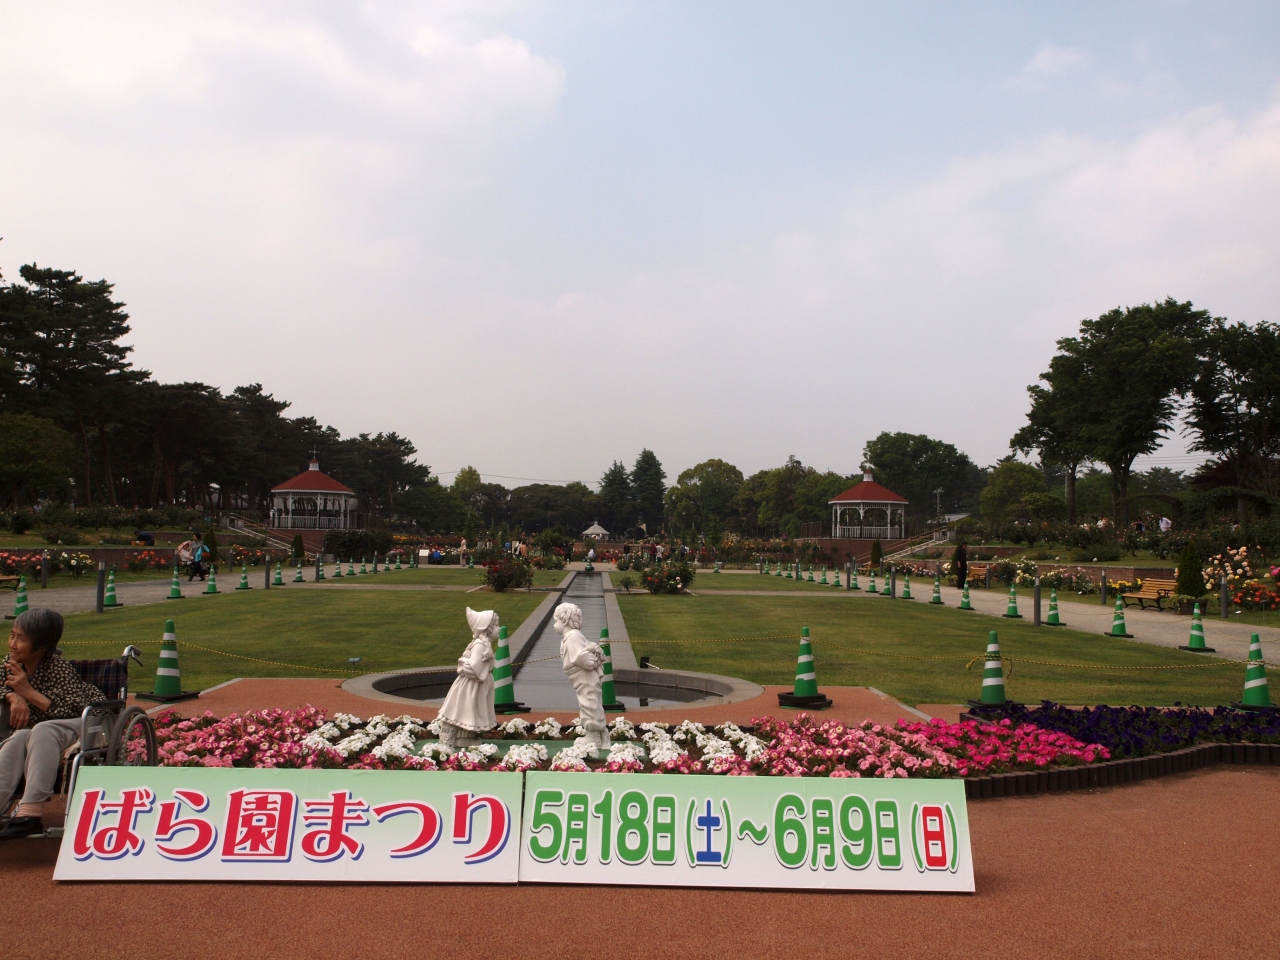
964 563 991 587
0 575 19 592
1121 578 1177 611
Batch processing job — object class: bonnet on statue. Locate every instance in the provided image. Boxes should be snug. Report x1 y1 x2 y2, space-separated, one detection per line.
466 607 498 637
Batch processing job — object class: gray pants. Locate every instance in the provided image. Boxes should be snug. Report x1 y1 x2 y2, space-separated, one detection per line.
0 719 80 808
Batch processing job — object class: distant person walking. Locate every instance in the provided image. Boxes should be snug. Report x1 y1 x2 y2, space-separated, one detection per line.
953 542 967 588
188 533 207 581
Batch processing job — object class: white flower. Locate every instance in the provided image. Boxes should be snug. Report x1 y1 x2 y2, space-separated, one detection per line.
421 742 455 760
534 717 563 739
499 743 548 769
608 716 637 739
550 742 597 771
672 720 705 743
606 741 645 764
332 713 360 730
427 718 444 736
500 718 531 737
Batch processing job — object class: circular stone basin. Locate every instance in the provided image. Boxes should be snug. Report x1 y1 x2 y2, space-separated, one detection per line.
343 667 763 712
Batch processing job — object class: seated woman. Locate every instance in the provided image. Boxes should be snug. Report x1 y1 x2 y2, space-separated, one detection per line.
0 609 105 839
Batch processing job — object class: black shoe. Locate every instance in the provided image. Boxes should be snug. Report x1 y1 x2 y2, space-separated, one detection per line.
0 816 43 839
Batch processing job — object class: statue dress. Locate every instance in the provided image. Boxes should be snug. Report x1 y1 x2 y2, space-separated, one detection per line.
554 602 610 752
437 608 499 748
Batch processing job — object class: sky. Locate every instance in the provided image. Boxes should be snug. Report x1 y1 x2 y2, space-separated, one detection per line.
2 1 1279 489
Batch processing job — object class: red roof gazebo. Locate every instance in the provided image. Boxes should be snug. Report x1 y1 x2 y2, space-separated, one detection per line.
828 470 907 539
270 459 357 530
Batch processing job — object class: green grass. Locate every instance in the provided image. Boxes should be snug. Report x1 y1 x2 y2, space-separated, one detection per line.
13 568 175 592
0 529 196 549
691 573 841 592
616 593 1243 707
60 589 545 693
352 567 568 588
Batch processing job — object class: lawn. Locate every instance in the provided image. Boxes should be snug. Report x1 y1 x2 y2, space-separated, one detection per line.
358 567 569 588
615 593 1243 707
60 589 545 693
688 572 842 592
12 568 175 592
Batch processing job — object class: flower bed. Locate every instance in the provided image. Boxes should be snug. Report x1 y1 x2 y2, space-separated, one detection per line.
967 701 1280 758
149 708 1109 778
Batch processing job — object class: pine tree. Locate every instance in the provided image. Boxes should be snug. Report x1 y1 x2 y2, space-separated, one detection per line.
292 534 306 563
631 449 667 534
870 539 883 569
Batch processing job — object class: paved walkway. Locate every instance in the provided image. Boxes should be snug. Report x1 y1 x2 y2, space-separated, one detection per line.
509 571 609 710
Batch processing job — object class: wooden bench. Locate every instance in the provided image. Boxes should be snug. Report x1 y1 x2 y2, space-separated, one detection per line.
1121 578 1176 611
962 563 991 587
0 575 19 592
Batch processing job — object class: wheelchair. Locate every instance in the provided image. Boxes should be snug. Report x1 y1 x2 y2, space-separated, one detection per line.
0 645 159 837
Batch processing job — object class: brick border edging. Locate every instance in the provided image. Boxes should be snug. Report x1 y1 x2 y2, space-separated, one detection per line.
963 741 1280 800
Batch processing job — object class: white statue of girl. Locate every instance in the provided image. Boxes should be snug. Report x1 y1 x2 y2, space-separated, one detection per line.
436 607 499 749
554 601 610 753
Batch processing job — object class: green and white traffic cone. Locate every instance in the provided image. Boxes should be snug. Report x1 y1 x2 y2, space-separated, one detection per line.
868 570 877 594
333 558 343 578
346 558 354 577
785 563 792 579
273 562 284 586
7 576 28 618
930 574 943 605
1179 603 1213 652
1045 588 1064 626
165 567 183 601
832 567 841 587
316 559 325 581
850 568 860 591
817 565 825 584
881 573 892 596
492 625 530 714
135 618 199 703
1105 595 1133 638
600 628 624 711
968 630 1010 709
959 579 973 610
395 554 402 570
204 565 220 594
1002 584 1022 619
236 563 252 590
1234 634 1273 710
778 626 832 708
467 554 474 569
102 568 123 608
901 573 913 600
293 560 304 583
775 562 782 577
361 558 368 575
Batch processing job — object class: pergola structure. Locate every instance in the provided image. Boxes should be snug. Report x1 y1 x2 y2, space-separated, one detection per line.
269 459 358 530
582 521 610 540
828 470 907 539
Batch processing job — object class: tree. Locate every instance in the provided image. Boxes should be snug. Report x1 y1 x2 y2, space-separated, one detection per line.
980 461 1049 520
1011 349 1092 523
663 459 744 536
1175 541 1207 599
1064 299 1209 524
0 264 147 505
0 414 79 506
597 461 634 535
1185 320 1280 522
508 482 597 534
862 432 984 514
398 479 463 533
631 449 666 534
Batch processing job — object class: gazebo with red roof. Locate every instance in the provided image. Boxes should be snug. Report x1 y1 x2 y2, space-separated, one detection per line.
828 469 908 539
270 459 358 530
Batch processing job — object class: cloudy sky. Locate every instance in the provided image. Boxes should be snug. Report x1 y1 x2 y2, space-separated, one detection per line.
2 1 1279 487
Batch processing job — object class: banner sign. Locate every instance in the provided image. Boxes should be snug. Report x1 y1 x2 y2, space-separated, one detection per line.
55 769 973 891
54 767 523 883
518 772 973 892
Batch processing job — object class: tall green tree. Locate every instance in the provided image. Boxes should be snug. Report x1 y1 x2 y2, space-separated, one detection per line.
664 459 744 536
979 460 1050 520
631 449 666 534
1011 349 1092 523
597 461 634 535
1185 320 1280 522
862 432 984 514
1062 298 1209 524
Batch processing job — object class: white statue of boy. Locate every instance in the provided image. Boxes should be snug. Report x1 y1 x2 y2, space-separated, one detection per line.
554 601 610 753
436 607 499 749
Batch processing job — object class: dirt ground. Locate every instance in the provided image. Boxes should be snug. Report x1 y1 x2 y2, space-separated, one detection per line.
3 765 1275 959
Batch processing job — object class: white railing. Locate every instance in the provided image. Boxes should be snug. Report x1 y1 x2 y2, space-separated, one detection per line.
834 525 902 539
270 516 348 530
